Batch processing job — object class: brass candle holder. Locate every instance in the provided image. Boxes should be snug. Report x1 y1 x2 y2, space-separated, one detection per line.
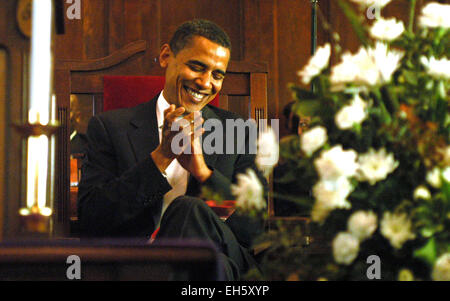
19 206 52 233
13 121 60 235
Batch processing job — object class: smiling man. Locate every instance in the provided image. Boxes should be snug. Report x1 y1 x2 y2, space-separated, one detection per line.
77 19 266 280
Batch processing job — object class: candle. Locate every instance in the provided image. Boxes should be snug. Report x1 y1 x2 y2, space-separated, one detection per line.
26 135 49 209
25 0 53 212
29 0 53 125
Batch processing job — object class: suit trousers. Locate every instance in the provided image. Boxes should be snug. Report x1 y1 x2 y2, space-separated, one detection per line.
156 196 257 280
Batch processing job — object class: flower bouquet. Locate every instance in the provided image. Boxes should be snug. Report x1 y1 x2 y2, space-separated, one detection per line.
239 0 450 281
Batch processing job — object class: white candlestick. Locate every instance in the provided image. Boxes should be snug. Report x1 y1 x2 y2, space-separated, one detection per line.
29 0 53 125
26 0 53 211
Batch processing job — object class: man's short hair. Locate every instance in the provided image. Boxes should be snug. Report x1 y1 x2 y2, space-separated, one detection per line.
169 19 232 55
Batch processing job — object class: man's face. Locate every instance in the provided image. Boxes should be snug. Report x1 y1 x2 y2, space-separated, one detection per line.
159 36 230 113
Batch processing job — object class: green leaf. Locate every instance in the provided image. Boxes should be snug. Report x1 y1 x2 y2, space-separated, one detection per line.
403 70 418 86
413 237 437 266
289 84 318 100
292 99 322 117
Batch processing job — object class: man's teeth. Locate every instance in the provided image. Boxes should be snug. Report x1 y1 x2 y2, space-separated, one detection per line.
186 87 206 101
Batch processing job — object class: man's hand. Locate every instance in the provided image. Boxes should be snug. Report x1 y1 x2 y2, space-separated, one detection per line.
151 105 186 173
176 114 212 183
151 105 212 183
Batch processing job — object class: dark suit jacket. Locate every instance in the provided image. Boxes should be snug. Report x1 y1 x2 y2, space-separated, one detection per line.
77 95 266 248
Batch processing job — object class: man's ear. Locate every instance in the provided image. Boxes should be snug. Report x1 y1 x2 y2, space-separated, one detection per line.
159 44 172 68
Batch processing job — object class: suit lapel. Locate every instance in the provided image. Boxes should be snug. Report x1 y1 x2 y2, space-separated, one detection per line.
200 105 220 169
127 96 160 163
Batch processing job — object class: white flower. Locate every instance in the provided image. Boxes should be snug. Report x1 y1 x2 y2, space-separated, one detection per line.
370 18 405 41
335 94 368 130
315 145 359 180
370 42 404 83
329 52 360 91
380 212 416 249
255 127 279 177
419 2 450 29
356 148 399 185
330 43 403 90
331 47 380 88
300 126 327 156
231 169 266 212
421 56 450 79
311 177 353 223
350 0 391 8
426 167 442 188
443 167 450 183
332 232 360 265
413 185 431 200
297 43 331 85
347 211 378 241
432 253 450 281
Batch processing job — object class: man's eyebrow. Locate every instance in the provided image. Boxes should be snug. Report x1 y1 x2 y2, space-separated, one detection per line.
187 60 226 76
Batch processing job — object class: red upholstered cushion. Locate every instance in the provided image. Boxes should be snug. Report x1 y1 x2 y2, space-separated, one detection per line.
103 75 219 112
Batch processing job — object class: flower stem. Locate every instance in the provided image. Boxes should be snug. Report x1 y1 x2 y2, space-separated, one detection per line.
408 0 417 34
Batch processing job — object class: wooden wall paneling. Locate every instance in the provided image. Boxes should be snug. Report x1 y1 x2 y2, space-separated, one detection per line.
0 1 31 239
276 0 312 137
0 48 5 240
316 0 331 47
82 0 107 59
136 0 161 73
54 1 84 60
0 0 7 240
243 0 277 125
159 0 243 61
107 0 125 53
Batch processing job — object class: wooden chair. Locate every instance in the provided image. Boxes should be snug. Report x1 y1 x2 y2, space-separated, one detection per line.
54 40 271 236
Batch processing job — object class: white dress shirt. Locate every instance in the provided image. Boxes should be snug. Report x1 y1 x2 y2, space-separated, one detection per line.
155 92 189 227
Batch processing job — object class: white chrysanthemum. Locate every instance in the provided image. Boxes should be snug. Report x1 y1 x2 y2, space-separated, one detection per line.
231 169 266 212
419 2 450 29
421 56 450 79
350 0 391 8
332 232 360 265
380 212 416 249
426 167 442 188
335 94 368 130
329 52 360 91
297 43 331 85
347 47 380 86
347 211 378 241
311 177 353 223
370 42 404 83
255 127 279 177
413 185 431 200
315 145 359 180
432 253 450 281
443 167 450 183
356 148 399 185
330 43 403 90
300 126 327 156
370 18 405 41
